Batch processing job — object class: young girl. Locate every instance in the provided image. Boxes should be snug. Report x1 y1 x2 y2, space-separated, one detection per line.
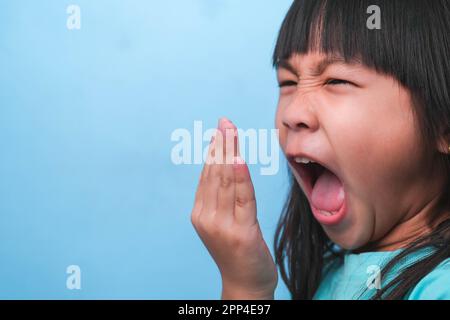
190 0 450 300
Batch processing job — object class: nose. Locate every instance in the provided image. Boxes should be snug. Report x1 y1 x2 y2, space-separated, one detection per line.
280 91 319 132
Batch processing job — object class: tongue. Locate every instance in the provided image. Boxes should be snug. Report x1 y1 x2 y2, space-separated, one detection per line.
311 168 344 213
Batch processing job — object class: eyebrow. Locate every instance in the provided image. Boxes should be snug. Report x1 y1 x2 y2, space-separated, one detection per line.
277 55 362 77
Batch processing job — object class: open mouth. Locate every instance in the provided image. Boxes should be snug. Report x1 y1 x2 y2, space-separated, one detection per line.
304 162 325 188
289 158 347 225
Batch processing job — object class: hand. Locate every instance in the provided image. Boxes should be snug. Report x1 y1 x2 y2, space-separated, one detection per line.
190 118 278 300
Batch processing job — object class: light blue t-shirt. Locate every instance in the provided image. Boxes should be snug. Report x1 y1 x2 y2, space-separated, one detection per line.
313 248 450 300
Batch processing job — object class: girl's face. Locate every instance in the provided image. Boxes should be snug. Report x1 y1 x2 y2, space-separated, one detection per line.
275 52 446 250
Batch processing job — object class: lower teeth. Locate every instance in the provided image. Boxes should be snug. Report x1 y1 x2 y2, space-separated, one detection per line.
319 210 336 216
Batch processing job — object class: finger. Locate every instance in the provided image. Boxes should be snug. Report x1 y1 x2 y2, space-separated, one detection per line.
203 119 225 215
202 132 217 179
224 120 238 164
217 120 237 221
233 156 257 226
194 134 216 205
231 120 240 158
192 135 216 225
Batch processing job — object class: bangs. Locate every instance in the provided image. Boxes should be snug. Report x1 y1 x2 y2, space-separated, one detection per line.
273 0 439 86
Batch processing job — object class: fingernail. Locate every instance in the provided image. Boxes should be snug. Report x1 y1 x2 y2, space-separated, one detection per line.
218 117 227 127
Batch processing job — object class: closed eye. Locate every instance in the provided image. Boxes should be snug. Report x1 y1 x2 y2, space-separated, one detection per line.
326 79 352 86
278 80 297 88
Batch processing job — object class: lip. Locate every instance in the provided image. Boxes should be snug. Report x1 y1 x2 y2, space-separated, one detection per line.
288 156 347 226
286 151 340 179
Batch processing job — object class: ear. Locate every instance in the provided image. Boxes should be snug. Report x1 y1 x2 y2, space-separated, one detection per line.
436 130 450 154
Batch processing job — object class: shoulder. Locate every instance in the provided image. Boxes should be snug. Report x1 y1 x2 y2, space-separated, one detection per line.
407 258 450 300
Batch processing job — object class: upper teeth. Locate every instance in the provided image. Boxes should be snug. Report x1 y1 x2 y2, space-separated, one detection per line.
294 157 316 164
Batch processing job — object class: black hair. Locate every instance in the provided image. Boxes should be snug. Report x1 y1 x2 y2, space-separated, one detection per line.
272 0 450 299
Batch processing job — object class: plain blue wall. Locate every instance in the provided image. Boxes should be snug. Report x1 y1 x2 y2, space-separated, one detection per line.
0 0 293 299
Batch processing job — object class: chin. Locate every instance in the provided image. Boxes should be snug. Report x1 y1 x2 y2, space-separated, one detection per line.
321 218 374 251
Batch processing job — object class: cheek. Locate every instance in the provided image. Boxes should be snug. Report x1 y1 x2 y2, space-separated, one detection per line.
331 90 419 200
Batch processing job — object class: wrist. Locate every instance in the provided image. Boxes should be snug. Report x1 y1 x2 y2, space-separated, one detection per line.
221 283 275 300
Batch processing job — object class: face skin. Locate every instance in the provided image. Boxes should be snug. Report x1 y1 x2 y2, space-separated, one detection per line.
275 52 449 251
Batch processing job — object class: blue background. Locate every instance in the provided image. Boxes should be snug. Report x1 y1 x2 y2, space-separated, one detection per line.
0 0 292 299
